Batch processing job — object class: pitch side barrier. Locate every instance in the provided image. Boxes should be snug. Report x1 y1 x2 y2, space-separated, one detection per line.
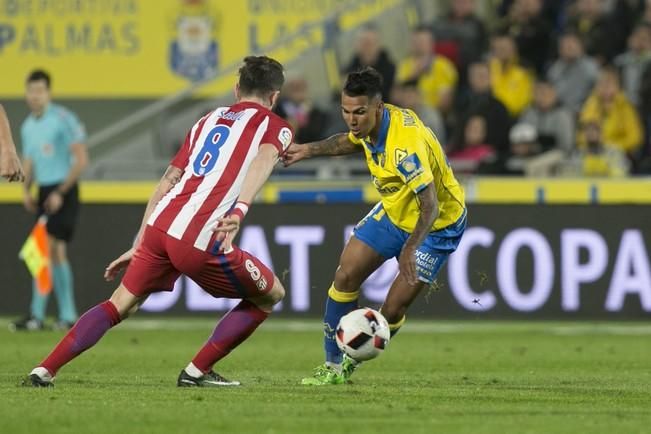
0 203 649 319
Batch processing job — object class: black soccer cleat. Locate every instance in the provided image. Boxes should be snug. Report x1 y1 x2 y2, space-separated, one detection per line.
22 374 53 388
176 369 241 387
9 316 44 332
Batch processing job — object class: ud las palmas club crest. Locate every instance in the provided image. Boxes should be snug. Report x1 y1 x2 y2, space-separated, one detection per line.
170 0 220 82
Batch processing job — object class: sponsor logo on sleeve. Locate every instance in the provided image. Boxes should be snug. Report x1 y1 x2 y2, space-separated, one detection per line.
397 153 424 182
278 127 292 149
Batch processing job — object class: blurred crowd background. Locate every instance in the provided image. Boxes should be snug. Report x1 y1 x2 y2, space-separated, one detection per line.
274 0 651 178
3 0 651 180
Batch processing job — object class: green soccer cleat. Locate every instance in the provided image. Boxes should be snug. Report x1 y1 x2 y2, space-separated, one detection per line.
301 364 348 386
341 354 360 380
301 357 362 386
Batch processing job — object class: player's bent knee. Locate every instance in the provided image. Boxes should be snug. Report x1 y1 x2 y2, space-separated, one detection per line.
266 277 285 304
333 266 358 292
249 277 285 312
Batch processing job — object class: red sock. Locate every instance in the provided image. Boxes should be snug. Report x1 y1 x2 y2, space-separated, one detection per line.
40 301 121 376
192 300 268 373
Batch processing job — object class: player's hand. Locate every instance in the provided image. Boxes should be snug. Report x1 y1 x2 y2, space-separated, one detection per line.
282 143 309 167
0 150 25 182
22 193 37 214
44 191 63 214
398 246 418 286
212 214 241 253
104 248 135 281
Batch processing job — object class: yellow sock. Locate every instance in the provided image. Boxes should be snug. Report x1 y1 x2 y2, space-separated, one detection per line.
388 315 406 337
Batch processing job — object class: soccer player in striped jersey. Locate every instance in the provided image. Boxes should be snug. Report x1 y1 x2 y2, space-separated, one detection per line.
25 56 293 387
284 67 467 385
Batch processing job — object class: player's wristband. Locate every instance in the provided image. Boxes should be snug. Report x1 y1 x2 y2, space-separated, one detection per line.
230 201 249 221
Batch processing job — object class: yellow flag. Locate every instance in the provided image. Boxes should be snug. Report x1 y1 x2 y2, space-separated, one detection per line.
19 217 52 295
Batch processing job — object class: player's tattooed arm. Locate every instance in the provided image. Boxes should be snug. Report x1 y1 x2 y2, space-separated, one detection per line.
306 133 360 156
132 165 183 248
283 133 360 166
105 165 184 278
399 183 438 285
162 165 183 187
409 184 438 246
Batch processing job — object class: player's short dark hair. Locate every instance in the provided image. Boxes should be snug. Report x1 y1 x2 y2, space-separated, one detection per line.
238 56 284 98
26 69 51 88
343 67 383 101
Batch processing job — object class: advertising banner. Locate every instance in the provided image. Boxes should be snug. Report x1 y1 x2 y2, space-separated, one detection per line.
0 0 399 97
1 203 649 318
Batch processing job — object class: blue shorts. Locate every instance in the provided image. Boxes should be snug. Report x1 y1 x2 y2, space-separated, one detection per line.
353 204 467 284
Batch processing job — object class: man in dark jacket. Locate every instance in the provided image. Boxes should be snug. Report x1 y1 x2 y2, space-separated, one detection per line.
342 24 396 101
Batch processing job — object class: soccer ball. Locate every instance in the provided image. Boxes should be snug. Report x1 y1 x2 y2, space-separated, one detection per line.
336 308 390 361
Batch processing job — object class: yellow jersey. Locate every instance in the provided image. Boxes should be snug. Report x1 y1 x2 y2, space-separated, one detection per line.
348 104 465 232
396 56 458 109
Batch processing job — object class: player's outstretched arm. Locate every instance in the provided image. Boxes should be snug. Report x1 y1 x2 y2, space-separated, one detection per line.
283 133 360 166
104 165 183 281
398 183 438 285
0 104 25 182
213 143 278 252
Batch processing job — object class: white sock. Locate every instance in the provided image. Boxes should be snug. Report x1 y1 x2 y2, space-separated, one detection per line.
184 362 204 378
30 367 53 381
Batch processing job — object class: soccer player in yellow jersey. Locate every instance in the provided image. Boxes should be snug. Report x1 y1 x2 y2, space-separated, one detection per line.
283 67 467 385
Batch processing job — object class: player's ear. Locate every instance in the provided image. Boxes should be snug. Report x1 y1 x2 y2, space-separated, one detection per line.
269 90 281 109
376 99 384 116
234 83 241 101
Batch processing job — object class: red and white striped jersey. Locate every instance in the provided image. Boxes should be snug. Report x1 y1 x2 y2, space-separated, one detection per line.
147 101 293 252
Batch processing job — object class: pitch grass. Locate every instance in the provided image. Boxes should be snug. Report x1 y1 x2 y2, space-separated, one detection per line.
1 319 650 434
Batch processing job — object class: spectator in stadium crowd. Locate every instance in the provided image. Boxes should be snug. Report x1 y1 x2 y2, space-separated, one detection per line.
433 0 487 87
0 104 25 182
573 121 630 176
547 32 600 113
475 122 543 175
520 80 575 154
579 67 643 155
509 122 541 159
614 23 651 107
396 25 458 113
637 61 651 173
497 0 553 75
392 80 446 145
489 33 534 116
11 70 88 332
564 0 625 64
453 61 512 155
496 0 569 26
273 76 329 144
645 0 651 24
342 24 396 101
447 115 496 173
